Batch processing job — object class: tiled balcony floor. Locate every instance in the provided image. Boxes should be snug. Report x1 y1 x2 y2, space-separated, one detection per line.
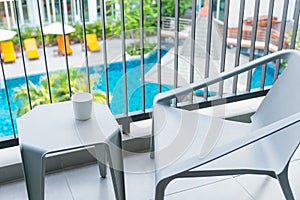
0 148 299 200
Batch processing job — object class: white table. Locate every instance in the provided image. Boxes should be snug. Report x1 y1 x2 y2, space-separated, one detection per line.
17 101 125 200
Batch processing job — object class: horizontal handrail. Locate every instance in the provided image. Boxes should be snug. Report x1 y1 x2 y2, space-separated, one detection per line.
154 50 299 105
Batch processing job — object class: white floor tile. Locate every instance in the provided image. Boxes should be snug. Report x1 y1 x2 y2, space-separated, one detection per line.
164 177 253 200
0 180 27 200
234 161 300 200
0 153 299 200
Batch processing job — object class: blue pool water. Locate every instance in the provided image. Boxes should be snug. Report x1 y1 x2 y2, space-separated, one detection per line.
250 64 281 89
0 49 169 138
0 54 277 138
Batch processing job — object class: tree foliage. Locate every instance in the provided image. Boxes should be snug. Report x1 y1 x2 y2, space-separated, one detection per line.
14 68 107 116
161 0 192 17
106 0 157 38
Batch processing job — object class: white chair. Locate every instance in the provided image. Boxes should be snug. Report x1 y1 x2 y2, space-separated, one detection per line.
151 50 300 200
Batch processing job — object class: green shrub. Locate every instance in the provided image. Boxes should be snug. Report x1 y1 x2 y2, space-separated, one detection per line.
126 40 156 56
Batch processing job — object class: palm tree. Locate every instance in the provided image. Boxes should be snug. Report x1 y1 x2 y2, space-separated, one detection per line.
14 68 107 116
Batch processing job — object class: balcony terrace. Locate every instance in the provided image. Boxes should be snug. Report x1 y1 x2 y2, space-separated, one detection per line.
0 148 299 199
0 97 299 199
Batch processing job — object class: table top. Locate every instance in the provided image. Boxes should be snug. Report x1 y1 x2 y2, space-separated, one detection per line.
17 101 120 153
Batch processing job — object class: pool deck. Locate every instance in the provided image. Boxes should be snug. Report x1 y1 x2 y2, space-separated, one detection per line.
0 38 136 79
145 17 251 94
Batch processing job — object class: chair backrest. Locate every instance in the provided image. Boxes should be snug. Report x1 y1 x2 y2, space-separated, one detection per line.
56 35 72 55
24 38 38 51
251 51 300 129
86 34 97 44
1 41 15 54
57 35 70 48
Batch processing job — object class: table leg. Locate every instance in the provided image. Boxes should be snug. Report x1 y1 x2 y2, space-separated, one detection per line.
20 144 46 200
95 143 107 178
107 131 126 200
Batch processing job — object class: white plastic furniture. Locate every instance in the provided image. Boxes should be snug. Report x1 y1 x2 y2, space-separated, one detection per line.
17 101 125 200
151 50 300 200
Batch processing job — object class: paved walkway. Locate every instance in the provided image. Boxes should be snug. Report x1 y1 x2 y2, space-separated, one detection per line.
145 18 251 94
1 38 128 79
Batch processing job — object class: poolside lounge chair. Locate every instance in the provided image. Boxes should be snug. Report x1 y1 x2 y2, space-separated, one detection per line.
56 35 73 55
152 50 300 200
86 33 101 52
24 38 39 60
1 41 16 63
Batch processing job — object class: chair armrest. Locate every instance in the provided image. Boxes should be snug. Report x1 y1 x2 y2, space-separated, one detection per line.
154 50 300 105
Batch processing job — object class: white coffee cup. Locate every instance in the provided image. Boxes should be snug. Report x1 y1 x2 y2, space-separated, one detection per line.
72 92 93 120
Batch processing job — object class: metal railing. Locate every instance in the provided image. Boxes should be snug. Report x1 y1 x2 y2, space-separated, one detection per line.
0 0 300 149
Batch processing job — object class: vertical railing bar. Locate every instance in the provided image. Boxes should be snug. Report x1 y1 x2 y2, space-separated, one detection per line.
17 0 24 26
36 0 53 103
46 0 51 23
139 0 145 112
13 0 32 109
204 0 213 99
289 0 300 49
100 0 110 107
119 0 128 115
9 1 15 27
0 56 16 137
218 0 230 97
260 0 274 90
274 0 289 81
4 2 10 29
80 0 91 93
189 0 197 84
157 0 162 93
232 0 245 95
173 0 180 106
58 0 72 98
189 0 197 104
51 0 56 22
246 0 260 92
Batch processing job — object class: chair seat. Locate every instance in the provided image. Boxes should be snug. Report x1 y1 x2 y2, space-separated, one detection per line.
24 38 39 59
88 42 101 51
27 49 39 59
154 104 300 183
3 53 16 63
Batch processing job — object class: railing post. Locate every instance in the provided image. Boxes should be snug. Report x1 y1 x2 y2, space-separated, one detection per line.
246 0 260 92
80 0 91 93
100 0 110 107
0 54 16 138
119 0 129 115
58 0 72 98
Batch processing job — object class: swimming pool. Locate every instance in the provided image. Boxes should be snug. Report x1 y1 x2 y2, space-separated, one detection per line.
250 63 281 88
0 49 169 138
0 54 277 138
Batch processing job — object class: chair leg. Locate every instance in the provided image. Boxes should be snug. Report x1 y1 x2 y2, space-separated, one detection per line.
107 131 126 200
155 178 172 200
150 120 155 159
20 145 46 200
95 144 107 178
277 164 295 200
